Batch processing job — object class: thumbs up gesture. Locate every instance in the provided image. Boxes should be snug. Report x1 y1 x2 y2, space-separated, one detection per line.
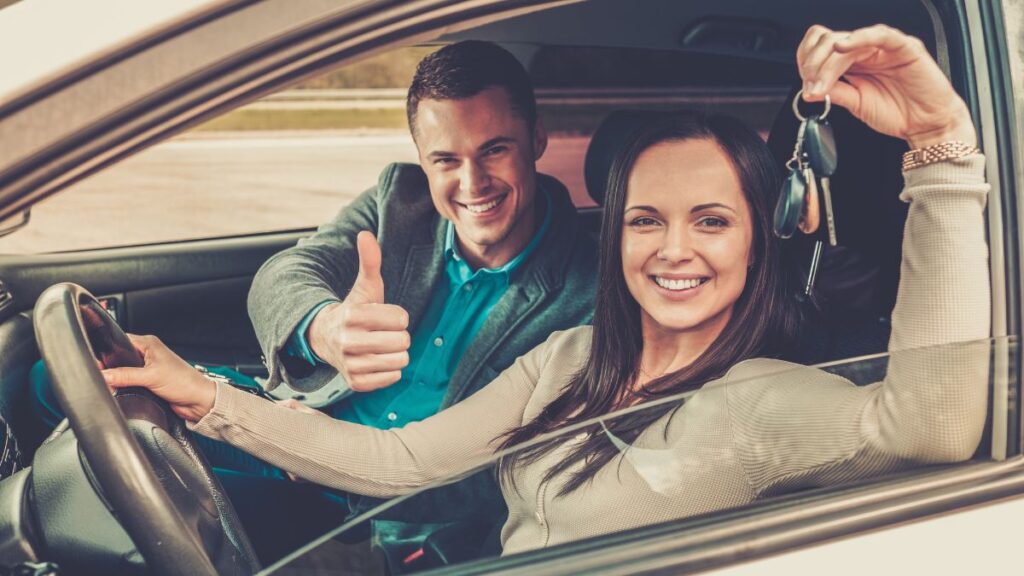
307 231 411 391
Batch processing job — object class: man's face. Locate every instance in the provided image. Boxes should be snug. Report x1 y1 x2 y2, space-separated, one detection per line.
413 86 547 269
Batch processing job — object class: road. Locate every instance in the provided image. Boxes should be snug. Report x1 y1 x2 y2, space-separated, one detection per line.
0 131 592 254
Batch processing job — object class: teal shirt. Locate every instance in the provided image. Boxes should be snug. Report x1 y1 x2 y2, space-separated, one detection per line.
288 189 551 429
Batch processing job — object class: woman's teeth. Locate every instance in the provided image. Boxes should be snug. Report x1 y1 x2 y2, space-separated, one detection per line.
653 277 706 291
464 195 505 214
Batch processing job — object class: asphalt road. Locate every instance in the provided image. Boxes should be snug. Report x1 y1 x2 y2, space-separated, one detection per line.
0 131 591 254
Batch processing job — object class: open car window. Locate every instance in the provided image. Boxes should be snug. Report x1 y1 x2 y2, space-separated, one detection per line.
0 39 791 254
268 336 1007 574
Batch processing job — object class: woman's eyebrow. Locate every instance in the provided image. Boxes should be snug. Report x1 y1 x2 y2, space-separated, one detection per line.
691 202 738 215
624 205 659 214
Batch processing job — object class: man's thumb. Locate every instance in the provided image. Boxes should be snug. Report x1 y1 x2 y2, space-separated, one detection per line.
353 231 384 303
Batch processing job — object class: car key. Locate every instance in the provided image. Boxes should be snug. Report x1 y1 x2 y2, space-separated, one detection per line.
802 162 824 297
802 239 824 299
804 115 838 246
782 90 830 297
773 118 809 239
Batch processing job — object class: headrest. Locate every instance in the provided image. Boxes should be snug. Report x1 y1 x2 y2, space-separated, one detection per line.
584 110 664 206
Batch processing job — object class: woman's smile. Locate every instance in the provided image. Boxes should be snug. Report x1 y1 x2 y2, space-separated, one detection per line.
650 275 710 299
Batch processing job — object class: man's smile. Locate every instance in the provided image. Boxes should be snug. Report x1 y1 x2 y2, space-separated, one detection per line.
457 192 509 216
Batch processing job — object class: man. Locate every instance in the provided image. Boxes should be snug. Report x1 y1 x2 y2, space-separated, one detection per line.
247 40 597 568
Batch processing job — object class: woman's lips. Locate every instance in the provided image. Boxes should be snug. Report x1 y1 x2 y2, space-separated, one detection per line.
650 275 709 300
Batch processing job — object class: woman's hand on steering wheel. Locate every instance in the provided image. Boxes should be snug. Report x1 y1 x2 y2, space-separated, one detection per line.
797 23 976 149
103 334 216 422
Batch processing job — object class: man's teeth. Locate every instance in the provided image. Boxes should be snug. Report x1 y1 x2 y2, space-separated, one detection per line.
654 277 706 291
464 196 504 214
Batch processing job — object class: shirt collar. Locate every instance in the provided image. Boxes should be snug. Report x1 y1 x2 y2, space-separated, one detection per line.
444 182 553 276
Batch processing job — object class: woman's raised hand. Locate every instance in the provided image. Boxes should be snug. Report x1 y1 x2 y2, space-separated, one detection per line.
797 24 976 149
102 334 217 422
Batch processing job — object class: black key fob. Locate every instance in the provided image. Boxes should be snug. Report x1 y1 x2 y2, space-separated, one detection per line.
804 117 838 176
774 168 806 239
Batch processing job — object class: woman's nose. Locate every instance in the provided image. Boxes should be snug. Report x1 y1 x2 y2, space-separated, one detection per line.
657 227 695 263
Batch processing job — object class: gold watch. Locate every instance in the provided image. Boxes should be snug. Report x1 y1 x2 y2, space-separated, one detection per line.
902 141 979 171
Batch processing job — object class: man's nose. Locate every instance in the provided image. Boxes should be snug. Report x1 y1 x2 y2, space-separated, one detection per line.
458 160 490 195
657 226 695 263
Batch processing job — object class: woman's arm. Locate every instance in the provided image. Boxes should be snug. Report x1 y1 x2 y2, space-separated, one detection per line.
103 329 571 497
728 156 989 495
726 24 990 495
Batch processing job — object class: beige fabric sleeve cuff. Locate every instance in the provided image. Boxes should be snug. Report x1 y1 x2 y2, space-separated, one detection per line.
900 153 987 203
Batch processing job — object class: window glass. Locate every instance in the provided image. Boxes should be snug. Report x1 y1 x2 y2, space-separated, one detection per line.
272 338 1005 574
0 42 789 253
0 47 431 254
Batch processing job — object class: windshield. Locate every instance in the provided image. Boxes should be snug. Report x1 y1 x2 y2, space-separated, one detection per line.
265 336 1007 575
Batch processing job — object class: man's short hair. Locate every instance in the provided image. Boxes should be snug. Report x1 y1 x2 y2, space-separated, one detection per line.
406 40 537 137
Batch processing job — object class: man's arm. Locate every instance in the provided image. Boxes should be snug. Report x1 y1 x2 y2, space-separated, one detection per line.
247 186 379 391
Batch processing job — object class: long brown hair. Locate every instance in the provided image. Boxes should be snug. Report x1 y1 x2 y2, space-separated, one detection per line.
498 112 799 495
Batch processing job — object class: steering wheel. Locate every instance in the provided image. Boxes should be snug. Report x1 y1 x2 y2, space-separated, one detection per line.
32 283 261 576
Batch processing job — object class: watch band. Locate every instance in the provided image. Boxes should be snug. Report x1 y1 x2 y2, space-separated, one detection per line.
902 141 979 171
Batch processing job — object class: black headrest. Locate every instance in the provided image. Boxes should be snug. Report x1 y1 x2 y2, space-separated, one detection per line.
584 110 664 206
767 87 910 317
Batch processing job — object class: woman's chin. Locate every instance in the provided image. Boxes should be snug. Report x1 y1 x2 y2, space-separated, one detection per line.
640 305 734 341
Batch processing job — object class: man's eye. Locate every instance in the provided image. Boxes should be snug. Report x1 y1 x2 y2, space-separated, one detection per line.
484 146 508 156
434 157 457 166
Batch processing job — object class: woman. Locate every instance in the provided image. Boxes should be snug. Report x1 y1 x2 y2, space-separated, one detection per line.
103 24 990 554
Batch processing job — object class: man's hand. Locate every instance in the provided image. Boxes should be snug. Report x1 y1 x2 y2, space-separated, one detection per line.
797 24 976 149
102 334 217 422
307 231 411 391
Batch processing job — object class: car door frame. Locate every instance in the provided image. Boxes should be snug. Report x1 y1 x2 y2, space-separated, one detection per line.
0 0 1020 573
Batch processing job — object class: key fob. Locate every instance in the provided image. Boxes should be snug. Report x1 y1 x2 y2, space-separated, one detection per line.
774 168 806 239
804 117 838 176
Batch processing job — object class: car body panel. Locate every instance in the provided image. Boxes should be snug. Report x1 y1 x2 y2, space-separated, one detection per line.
0 0 1020 573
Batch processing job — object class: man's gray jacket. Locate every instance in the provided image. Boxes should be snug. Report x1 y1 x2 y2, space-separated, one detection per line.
247 162 597 521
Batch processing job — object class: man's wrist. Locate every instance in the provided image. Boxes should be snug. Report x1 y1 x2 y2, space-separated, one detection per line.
286 300 337 367
306 301 341 363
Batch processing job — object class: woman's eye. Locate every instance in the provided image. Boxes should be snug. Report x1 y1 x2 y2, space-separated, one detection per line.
698 216 729 228
628 216 660 228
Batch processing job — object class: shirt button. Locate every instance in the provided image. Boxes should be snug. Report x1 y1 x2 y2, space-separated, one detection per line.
387 412 398 422
433 337 444 347
464 283 473 291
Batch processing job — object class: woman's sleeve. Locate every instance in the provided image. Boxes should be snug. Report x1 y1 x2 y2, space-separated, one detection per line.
727 155 991 496
188 329 562 497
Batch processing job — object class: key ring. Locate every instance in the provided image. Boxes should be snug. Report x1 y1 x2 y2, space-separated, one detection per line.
792 89 831 122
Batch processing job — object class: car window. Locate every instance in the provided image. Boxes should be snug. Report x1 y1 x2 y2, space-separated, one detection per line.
0 42 791 254
268 337 1003 574
0 47 434 254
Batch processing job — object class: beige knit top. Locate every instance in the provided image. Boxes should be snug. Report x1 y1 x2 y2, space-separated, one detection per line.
192 156 991 555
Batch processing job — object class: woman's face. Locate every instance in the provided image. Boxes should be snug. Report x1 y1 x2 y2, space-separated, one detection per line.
621 138 754 342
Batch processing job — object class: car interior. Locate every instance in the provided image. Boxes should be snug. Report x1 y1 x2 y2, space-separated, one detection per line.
0 0 1002 574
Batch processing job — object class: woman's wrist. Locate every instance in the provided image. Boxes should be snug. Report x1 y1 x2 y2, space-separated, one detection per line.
906 114 977 150
187 368 219 422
